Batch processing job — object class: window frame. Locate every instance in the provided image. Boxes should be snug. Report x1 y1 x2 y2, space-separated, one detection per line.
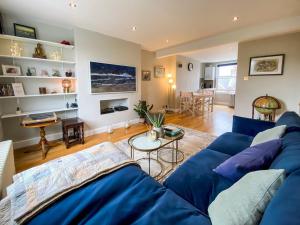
216 62 237 93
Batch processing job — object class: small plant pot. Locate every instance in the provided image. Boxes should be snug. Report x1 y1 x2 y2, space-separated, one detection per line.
153 127 164 138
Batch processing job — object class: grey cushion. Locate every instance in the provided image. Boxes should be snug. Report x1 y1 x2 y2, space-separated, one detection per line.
208 169 285 225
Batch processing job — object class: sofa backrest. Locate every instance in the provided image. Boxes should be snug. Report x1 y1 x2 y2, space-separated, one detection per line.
260 112 300 225
270 112 300 174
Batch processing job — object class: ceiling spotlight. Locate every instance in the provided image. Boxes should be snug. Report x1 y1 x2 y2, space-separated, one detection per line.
69 1 77 8
233 16 239 22
132 26 137 31
166 39 169 43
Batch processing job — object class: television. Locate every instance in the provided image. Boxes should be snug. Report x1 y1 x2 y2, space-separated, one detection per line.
90 61 136 93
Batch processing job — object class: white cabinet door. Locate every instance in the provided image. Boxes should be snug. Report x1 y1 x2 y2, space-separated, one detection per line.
204 67 215 80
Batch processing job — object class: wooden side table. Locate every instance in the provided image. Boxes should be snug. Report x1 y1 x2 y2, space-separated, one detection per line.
22 119 61 159
62 117 84 148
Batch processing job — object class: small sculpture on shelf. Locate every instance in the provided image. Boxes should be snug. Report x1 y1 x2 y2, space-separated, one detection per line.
33 43 47 59
65 70 74 77
70 98 78 108
52 69 61 77
16 107 22 115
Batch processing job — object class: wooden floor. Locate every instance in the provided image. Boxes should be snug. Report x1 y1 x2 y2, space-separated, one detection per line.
14 105 233 172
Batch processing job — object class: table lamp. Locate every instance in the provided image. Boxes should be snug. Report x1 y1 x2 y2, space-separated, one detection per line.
62 79 71 93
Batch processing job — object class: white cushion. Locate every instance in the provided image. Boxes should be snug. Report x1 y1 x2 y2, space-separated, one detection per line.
251 125 286 146
208 169 285 225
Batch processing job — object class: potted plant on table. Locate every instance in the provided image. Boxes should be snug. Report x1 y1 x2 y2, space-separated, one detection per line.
145 111 165 138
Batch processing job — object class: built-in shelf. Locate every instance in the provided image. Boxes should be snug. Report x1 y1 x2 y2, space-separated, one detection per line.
0 75 76 80
0 55 75 64
0 92 77 99
1 107 79 119
0 34 75 49
100 98 129 115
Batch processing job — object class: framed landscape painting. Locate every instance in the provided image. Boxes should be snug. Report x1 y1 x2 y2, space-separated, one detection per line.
90 61 136 93
249 54 285 76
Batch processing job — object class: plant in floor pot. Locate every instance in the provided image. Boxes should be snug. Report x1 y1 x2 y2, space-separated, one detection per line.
145 112 165 138
134 100 153 123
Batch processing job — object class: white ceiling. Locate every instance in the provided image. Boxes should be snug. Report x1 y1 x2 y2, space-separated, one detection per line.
0 0 299 51
182 43 238 63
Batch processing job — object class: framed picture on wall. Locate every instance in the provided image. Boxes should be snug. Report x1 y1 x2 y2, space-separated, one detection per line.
14 23 37 39
142 70 151 81
154 66 165 78
249 54 285 76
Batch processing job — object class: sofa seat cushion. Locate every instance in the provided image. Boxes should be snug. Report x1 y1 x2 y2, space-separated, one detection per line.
164 149 234 215
260 169 300 225
206 132 253 156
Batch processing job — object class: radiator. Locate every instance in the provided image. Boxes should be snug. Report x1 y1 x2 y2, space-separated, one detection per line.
0 140 15 198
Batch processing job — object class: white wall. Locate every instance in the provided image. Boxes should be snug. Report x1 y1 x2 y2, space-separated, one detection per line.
141 50 176 111
176 55 201 95
75 28 141 134
235 32 300 118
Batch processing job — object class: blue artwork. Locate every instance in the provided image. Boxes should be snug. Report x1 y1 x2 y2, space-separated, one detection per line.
90 61 136 93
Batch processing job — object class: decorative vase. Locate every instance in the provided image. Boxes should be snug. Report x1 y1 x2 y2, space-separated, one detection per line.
153 126 164 138
148 129 158 141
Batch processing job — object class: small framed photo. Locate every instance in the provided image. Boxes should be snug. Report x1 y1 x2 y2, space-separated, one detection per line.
14 23 37 39
154 66 165 78
0 83 14 96
12 83 25 97
249 54 285 76
2 65 22 76
142 70 151 81
26 67 36 76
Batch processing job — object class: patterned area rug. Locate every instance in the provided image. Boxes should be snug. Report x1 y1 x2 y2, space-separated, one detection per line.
115 124 216 182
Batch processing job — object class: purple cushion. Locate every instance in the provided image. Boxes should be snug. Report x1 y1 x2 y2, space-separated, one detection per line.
213 139 282 182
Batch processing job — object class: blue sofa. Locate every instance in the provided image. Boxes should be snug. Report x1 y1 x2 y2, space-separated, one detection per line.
26 112 300 225
165 111 300 225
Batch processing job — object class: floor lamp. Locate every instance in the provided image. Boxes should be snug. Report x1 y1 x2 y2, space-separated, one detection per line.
167 74 176 112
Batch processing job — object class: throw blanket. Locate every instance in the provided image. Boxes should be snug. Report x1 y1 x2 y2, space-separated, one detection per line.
0 142 137 225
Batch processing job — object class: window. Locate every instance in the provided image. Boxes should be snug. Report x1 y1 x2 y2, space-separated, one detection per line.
216 63 237 92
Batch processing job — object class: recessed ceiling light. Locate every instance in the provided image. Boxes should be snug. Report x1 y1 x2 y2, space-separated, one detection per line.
166 39 169 43
132 26 137 31
69 1 77 8
233 16 239 22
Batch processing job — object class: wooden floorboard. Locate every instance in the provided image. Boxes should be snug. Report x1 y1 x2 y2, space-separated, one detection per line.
14 105 233 172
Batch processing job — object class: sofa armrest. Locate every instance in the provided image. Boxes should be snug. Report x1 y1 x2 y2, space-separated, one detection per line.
232 115 275 137
0 140 15 198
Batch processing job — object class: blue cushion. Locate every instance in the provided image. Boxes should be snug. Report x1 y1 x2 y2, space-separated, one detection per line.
214 139 282 182
207 132 253 156
270 143 300 174
164 149 233 215
276 111 300 132
260 169 300 225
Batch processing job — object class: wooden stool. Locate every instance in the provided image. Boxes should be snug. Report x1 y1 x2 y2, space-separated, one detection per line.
62 117 84 148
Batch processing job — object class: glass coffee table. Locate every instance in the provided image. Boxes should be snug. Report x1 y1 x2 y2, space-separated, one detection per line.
128 129 185 178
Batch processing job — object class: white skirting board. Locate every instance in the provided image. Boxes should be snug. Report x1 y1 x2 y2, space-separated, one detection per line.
13 118 142 150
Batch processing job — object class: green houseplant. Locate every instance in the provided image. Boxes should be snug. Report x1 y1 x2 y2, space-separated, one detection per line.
145 111 165 137
134 100 153 119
